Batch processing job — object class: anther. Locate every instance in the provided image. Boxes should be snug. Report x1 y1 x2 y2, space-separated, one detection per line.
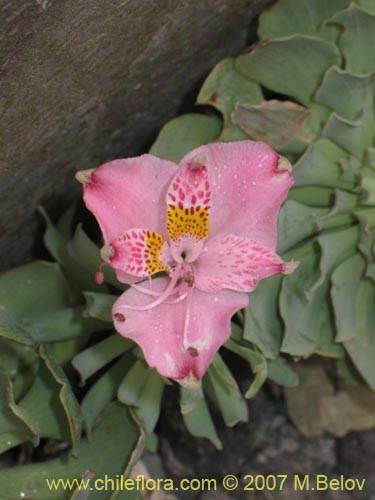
114 313 126 322
187 346 199 357
75 169 94 184
190 153 207 170
95 271 105 285
101 244 115 260
182 271 195 287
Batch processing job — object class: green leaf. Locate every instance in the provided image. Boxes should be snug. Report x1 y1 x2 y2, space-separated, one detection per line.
68 225 122 290
28 307 105 343
315 225 359 289
116 361 164 436
180 387 222 449
267 358 299 387
277 200 327 253
0 261 72 324
258 0 351 41
0 338 38 400
56 204 76 240
83 292 117 322
219 124 249 142
135 370 164 434
236 36 340 111
314 321 346 359
69 470 96 500
0 261 100 350
357 0 375 13
39 207 102 297
149 114 222 163
288 186 333 207
203 354 248 426
328 3 375 74
359 167 375 206
0 372 39 453
293 137 355 189
280 241 325 357
323 113 372 161
225 339 268 398
331 255 375 389
0 308 34 346
72 335 133 385
331 253 366 342
197 58 263 117
317 190 359 231
0 345 84 454
20 346 85 455
316 67 375 121
82 353 136 436
336 355 366 385
0 403 143 500
117 359 149 407
243 275 283 359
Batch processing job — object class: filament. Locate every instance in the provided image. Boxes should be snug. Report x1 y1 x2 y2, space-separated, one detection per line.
118 268 181 311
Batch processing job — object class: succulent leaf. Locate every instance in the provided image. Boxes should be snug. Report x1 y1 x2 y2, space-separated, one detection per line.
203 354 248 426
180 386 222 449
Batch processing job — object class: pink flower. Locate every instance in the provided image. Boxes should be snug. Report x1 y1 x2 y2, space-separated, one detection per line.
77 141 294 388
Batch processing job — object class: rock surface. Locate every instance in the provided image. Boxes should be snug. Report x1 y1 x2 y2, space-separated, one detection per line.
0 0 270 270
159 382 375 500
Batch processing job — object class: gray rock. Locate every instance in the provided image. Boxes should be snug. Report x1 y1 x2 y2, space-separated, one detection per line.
0 0 270 270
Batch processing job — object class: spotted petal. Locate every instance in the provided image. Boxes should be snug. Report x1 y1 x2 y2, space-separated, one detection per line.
105 228 171 278
180 141 293 250
194 233 286 293
80 155 178 243
112 278 248 384
166 158 211 263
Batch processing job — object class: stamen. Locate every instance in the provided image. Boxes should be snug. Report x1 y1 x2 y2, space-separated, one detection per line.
95 271 105 285
114 312 126 322
130 282 163 297
117 268 181 312
187 346 199 357
129 275 189 305
165 290 188 305
95 261 108 285
183 287 198 356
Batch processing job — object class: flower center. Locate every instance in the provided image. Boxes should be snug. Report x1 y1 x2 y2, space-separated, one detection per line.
116 262 199 357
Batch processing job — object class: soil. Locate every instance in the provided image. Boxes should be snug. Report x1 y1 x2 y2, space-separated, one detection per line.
156 379 375 500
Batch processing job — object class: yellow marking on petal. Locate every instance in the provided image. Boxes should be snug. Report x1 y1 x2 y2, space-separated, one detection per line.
145 231 170 274
166 205 210 241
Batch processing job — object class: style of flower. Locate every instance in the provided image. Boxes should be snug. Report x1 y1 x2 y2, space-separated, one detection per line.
77 141 295 388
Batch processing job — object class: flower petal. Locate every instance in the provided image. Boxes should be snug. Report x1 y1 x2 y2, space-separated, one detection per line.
112 278 248 382
166 158 211 263
105 228 171 278
179 141 293 249
166 158 211 242
194 233 286 293
80 155 178 243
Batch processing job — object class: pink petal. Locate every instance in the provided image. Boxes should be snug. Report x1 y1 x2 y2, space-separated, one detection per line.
81 155 178 243
112 278 248 383
166 159 211 241
194 233 285 293
179 141 293 250
166 159 211 263
106 228 170 278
